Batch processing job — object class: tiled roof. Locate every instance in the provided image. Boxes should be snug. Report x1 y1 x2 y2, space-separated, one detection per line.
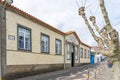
0 2 65 35
81 42 91 48
0 1 91 48
91 46 102 52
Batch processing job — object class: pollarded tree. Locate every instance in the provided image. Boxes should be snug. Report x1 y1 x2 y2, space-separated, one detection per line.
78 0 120 80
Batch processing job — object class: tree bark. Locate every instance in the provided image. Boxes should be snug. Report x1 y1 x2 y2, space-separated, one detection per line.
113 60 120 80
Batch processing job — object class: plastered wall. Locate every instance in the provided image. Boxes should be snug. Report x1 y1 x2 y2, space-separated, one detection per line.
6 10 64 65
80 44 90 63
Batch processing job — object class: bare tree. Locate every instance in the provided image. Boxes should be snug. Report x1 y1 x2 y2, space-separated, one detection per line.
78 0 120 80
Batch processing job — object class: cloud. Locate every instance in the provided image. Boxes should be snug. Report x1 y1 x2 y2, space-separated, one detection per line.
13 0 120 46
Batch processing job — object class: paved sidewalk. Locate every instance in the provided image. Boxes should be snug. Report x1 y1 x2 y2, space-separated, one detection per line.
15 64 97 80
90 62 114 80
15 61 114 80
96 65 114 80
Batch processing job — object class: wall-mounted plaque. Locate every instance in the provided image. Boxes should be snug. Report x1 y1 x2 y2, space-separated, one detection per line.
8 35 15 40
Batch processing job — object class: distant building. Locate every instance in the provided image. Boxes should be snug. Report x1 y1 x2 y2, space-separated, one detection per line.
91 46 105 63
90 51 95 64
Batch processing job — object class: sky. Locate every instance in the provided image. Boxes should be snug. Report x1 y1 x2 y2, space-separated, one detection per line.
12 0 120 46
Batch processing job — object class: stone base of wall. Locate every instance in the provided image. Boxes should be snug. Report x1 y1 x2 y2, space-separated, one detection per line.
65 63 80 68
3 63 81 80
65 63 71 69
75 63 80 67
4 64 64 80
80 63 90 66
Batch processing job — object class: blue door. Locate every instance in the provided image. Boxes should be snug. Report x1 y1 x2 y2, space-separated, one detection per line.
90 52 94 64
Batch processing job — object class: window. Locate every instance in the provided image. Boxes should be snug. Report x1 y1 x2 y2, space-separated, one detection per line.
71 46 74 53
88 50 90 58
41 34 49 53
18 26 31 50
56 39 62 55
84 49 87 58
67 44 70 59
80 48 83 58
75 46 78 60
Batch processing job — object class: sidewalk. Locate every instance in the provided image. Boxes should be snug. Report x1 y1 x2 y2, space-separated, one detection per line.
15 62 113 80
91 62 114 80
15 64 96 80
97 65 114 80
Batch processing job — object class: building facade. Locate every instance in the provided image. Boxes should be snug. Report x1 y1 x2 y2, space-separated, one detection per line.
65 31 81 68
90 51 95 64
91 46 105 63
0 2 91 80
80 42 91 64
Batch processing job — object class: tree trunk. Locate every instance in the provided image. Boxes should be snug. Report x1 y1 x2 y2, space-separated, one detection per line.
113 60 120 80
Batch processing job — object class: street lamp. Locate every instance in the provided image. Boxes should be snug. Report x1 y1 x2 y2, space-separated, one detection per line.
3 0 13 7
5 0 13 4
1 0 13 21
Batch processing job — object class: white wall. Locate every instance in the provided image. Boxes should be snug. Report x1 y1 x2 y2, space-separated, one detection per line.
94 54 103 63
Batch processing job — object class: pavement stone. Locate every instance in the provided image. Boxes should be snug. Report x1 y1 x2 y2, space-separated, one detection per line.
15 61 113 80
90 62 114 80
15 64 90 80
97 65 114 80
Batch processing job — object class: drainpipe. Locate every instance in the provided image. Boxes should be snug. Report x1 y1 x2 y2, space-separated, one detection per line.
64 36 66 69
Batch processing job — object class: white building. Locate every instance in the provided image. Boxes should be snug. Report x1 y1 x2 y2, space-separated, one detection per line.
91 46 105 63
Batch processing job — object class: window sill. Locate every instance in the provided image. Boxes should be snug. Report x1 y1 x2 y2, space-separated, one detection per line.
56 54 62 56
18 49 32 52
41 52 50 54
67 59 71 60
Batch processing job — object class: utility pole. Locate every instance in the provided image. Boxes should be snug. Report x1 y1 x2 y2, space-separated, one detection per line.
0 0 13 80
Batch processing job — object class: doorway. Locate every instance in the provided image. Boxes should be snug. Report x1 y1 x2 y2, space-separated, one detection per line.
71 46 75 67
71 52 75 67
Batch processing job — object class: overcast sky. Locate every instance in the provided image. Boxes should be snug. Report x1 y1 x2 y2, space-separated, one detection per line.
12 0 120 46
